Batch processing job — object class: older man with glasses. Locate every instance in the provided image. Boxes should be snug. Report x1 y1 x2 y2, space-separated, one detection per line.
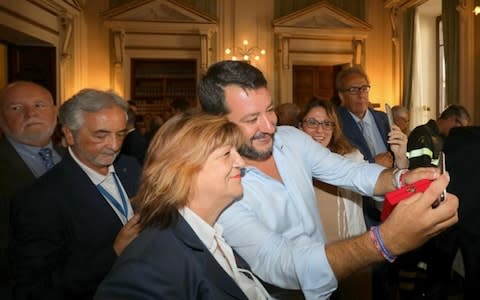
335 66 403 300
336 67 394 169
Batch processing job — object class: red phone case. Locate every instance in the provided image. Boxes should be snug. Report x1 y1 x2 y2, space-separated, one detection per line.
381 179 432 221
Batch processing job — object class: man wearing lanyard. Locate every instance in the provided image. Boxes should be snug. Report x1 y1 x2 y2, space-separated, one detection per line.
11 89 141 300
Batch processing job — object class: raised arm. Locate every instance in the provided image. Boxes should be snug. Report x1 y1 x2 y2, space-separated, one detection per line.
327 173 458 279
388 124 409 169
373 166 440 196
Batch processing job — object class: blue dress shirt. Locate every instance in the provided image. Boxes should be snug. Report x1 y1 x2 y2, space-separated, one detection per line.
8 137 62 178
218 126 385 300
349 109 388 156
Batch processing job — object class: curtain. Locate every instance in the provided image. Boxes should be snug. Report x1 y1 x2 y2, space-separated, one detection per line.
442 0 460 104
402 7 416 110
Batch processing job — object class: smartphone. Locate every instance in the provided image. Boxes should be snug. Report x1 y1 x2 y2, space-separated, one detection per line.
381 151 447 220
431 151 446 208
385 103 394 129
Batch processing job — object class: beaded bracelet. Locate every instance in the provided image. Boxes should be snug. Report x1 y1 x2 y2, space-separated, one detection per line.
369 226 397 263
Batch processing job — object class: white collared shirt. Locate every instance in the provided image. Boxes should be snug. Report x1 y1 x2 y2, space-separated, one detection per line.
69 147 133 224
179 207 271 300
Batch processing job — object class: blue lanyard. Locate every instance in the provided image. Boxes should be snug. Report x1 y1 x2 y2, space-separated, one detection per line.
97 172 129 220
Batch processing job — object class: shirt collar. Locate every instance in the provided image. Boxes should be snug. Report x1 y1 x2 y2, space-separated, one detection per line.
7 136 53 157
68 147 115 185
178 207 223 252
349 109 374 127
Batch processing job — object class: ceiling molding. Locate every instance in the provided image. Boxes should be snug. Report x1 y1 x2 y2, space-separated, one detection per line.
384 0 429 9
273 0 371 40
102 0 216 24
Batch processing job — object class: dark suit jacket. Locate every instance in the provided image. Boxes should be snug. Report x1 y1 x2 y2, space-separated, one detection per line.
337 106 390 163
0 138 35 253
120 129 147 165
0 138 64 282
95 214 249 300
444 126 480 232
10 152 141 300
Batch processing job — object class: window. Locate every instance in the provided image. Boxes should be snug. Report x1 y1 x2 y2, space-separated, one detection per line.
437 16 446 115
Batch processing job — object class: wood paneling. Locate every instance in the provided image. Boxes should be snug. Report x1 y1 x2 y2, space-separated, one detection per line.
8 45 56 102
292 65 342 109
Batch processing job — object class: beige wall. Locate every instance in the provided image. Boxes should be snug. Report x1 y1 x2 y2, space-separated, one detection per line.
0 0 477 122
365 0 395 109
82 0 111 91
219 0 274 92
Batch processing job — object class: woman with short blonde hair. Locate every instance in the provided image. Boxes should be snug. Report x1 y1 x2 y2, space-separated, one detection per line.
96 112 271 300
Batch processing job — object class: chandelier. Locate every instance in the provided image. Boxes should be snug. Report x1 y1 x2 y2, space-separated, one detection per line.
474 6 480 15
224 40 266 62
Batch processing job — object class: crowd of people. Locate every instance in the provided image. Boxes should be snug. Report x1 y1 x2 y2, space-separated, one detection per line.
0 60 473 300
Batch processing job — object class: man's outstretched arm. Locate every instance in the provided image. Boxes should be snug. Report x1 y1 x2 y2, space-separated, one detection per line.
326 173 458 280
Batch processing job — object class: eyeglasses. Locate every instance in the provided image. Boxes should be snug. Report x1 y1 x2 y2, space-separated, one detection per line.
341 85 371 95
302 118 335 130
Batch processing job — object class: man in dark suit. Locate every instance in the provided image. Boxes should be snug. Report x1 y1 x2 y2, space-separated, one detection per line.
335 67 396 300
423 126 480 300
0 81 63 299
10 89 141 300
335 67 394 226
335 67 391 166
120 108 147 164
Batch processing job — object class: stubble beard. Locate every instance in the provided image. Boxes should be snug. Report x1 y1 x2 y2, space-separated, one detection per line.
238 133 274 161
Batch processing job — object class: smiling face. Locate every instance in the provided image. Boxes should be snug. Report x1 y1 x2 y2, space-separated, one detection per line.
0 82 57 146
195 145 245 209
224 85 277 160
339 73 370 119
301 106 334 147
64 106 127 175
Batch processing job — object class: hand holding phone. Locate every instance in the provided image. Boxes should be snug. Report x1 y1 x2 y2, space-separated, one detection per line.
431 152 446 208
381 152 447 221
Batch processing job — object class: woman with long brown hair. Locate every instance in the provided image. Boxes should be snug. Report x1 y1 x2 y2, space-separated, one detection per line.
300 98 367 242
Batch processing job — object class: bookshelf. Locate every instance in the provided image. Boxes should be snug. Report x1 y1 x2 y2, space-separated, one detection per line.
130 59 197 116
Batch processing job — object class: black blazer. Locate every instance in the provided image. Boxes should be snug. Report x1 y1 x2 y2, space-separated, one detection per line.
10 152 141 300
444 126 480 232
0 138 64 282
95 214 249 300
120 129 147 165
337 106 390 162
0 138 36 253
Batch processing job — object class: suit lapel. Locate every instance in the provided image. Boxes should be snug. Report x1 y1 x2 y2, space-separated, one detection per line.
370 108 389 147
0 138 36 182
173 215 248 300
60 153 124 229
337 107 373 161
112 155 140 198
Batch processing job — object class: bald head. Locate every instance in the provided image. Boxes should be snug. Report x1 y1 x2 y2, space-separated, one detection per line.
0 81 57 146
391 105 410 134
